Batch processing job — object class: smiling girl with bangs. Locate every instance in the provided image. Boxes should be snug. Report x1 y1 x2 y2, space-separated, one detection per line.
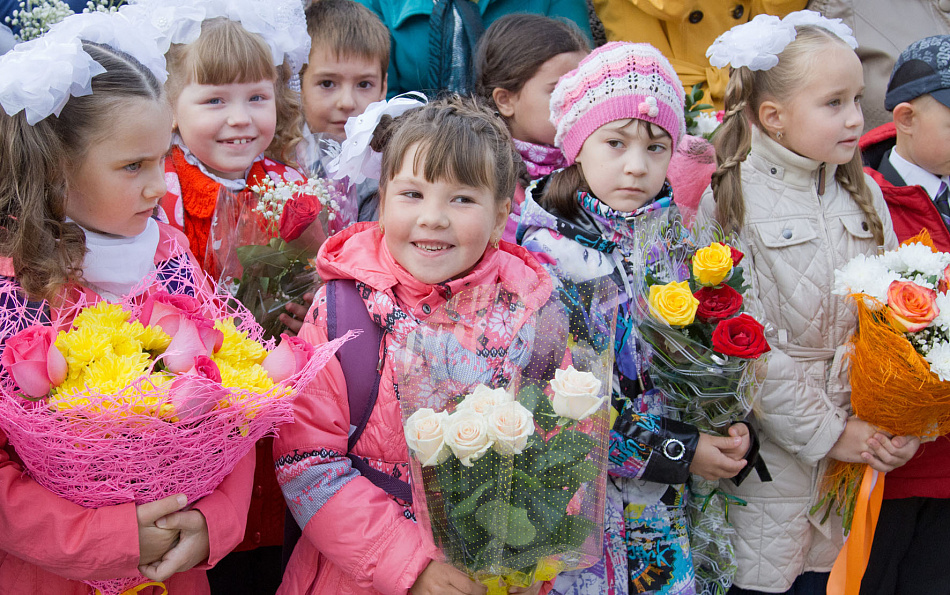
159 14 307 270
150 4 312 593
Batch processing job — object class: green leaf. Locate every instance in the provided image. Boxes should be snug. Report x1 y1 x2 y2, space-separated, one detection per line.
691 83 705 102
569 459 598 485
499 545 562 573
434 457 463 494
524 485 567 537
505 505 537 547
534 400 560 435
475 499 510 536
236 244 292 269
449 479 495 520
554 515 598 550
518 384 544 414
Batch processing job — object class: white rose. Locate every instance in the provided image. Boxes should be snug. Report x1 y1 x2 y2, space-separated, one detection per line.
549 366 605 421
404 408 450 467
456 384 513 416
487 401 535 455
443 409 494 467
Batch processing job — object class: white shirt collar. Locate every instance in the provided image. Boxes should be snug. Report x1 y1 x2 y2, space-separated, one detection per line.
78 218 160 302
889 148 948 199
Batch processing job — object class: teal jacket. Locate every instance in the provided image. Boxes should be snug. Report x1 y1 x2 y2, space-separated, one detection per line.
356 0 594 97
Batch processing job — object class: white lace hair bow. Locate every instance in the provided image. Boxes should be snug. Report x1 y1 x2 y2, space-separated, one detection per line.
128 0 310 74
706 9 858 72
0 10 166 125
326 92 429 187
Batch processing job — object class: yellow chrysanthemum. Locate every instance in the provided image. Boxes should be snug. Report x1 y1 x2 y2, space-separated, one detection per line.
83 352 152 395
110 331 145 358
214 318 268 368
57 325 112 371
53 373 89 397
217 360 275 393
71 302 131 331
129 321 172 352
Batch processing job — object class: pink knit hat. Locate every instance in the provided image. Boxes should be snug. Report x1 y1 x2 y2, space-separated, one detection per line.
551 42 686 164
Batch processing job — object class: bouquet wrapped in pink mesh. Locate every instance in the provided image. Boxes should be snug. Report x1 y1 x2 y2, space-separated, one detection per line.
0 256 352 595
394 279 618 594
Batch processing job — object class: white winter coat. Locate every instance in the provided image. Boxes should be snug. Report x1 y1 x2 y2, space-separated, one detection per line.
697 128 897 592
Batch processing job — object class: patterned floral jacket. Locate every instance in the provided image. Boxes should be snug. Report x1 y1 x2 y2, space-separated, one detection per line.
274 222 553 595
517 178 699 595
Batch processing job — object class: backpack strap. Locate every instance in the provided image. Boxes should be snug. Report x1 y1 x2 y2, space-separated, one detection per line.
281 279 411 573
327 280 412 504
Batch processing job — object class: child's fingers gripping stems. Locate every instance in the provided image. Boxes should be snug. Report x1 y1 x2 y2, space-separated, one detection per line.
410 560 488 595
690 433 748 480
136 494 188 566
719 422 752 460
864 432 921 472
140 509 210 582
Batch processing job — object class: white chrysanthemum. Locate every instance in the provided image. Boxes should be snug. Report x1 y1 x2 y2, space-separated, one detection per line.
909 273 938 291
925 340 950 381
693 111 721 137
833 254 900 302
882 242 950 278
934 293 950 334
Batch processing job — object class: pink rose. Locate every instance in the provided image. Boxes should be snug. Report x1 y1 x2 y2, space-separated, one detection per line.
262 334 315 382
163 318 215 374
886 280 938 332
1 325 68 399
139 292 202 329
139 292 223 355
169 355 225 420
940 264 950 294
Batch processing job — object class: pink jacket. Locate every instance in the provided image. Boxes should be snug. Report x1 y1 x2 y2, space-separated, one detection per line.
0 223 254 594
275 222 552 595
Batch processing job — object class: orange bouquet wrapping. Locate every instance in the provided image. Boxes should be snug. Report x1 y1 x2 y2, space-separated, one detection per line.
821 231 950 593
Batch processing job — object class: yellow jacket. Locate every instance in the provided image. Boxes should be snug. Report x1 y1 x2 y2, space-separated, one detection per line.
592 0 806 108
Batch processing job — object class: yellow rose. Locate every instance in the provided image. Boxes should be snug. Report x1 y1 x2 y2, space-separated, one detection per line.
648 281 699 327
692 242 734 287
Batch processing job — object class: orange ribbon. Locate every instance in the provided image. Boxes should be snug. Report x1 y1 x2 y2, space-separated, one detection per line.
95 581 167 595
827 466 884 595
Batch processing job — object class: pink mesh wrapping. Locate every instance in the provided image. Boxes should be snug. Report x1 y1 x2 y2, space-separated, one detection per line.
0 247 352 595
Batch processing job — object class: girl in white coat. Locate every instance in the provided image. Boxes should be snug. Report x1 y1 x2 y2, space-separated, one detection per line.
698 11 920 595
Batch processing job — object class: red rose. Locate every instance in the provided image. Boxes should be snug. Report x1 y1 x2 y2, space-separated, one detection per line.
712 313 770 359
729 246 744 266
279 193 321 242
694 285 743 323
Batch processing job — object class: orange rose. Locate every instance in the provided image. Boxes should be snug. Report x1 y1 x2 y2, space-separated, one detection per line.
940 264 950 294
886 280 939 332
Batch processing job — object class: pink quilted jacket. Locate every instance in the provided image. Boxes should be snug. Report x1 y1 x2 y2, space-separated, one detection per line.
275 222 552 595
0 223 255 594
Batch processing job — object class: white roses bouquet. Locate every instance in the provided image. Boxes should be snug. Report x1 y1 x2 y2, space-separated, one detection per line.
395 280 618 594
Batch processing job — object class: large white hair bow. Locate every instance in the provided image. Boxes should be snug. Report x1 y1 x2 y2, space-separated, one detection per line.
0 10 166 125
326 92 429 187
127 0 310 74
707 10 858 72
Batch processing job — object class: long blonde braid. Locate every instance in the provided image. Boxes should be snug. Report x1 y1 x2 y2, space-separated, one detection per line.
710 67 755 235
